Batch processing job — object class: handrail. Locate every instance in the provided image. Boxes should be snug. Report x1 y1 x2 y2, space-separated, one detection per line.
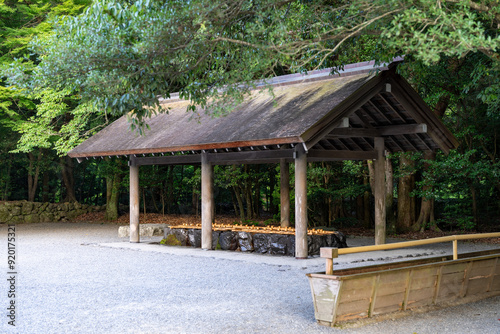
320 232 500 275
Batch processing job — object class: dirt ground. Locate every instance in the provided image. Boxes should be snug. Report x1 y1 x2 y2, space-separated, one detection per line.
75 212 500 245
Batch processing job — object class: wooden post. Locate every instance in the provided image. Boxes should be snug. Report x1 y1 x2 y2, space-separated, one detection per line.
201 153 213 250
320 247 338 275
129 161 140 243
280 159 290 227
452 239 458 260
374 137 386 245
295 146 308 258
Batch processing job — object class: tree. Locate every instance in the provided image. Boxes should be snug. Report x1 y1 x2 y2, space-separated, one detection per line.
6 0 498 129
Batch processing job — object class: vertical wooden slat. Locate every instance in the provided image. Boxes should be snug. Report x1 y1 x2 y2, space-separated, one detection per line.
295 146 308 259
201 153 214 250
487 257 499 292
129 162 140 243
459 261 474 298
368 275 380 317
402 270 413 310
374 137 386 245
280 159 290 227
432 265 443 304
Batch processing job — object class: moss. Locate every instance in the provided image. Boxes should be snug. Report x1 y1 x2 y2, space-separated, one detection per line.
215 241 222 250
161 234 182 246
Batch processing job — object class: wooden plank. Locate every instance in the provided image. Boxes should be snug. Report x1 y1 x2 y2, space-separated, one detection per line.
368 275 380 317
135 154 201 166
336 298 371 318
466 277 490 296
208 149 294 164
307 150 377 161
486 258 498 292
372 292 405 312
490 276 500 291
326 124 427 138
402 270 412 310
407 287 435 308
308 276 342 324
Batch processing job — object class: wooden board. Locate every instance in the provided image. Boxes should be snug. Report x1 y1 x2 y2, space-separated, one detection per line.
307 249 500 327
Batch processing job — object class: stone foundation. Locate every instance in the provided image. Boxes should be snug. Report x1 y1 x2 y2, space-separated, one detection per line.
0 201 105 223
163 226 348 256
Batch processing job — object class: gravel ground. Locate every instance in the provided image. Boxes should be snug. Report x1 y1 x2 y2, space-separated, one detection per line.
1 222 499 334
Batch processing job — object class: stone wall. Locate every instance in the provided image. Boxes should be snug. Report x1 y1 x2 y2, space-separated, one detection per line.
0 201 105 223
163 227 348 256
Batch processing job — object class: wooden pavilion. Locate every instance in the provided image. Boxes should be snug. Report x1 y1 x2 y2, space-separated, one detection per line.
68 60 458 258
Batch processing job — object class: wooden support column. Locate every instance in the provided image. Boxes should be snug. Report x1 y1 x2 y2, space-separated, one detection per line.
129 161 140 243
201 153 214 250
295 146 308 258
280 159 290 227
374 137 386 245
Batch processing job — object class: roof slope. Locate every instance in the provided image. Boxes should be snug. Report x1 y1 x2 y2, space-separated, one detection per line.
68 61 458 160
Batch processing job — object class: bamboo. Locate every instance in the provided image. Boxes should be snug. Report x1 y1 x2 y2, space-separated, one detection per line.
453 239 458 260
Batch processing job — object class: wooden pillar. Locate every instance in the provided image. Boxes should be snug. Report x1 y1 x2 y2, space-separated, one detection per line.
129 161 140 243
280 159 290 227
374 137 386 245
201 153 214 250
295 146 308 259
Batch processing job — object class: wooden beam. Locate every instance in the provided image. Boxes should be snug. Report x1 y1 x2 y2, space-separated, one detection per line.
207 149 293 164
295 146 308 259
374 137 386 245
201 153 214 250
325 124 427 138
133 149 295 166
129 161 140 243
280 159 290 227
308 150 378 161
134 154 201 166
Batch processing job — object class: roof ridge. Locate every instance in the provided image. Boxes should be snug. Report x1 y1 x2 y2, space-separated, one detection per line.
160 58 402 103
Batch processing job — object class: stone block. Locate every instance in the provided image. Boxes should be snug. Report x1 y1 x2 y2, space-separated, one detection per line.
39 212 54 222
219 231 238 250
118 224 167 238
237 232 253 252
187 229 202 247
253 234 270 253
24 214 40 223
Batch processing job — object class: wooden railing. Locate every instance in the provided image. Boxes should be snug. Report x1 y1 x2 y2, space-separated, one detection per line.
321 232 500 275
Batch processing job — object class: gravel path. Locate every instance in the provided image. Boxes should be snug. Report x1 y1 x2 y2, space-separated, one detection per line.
1 222 499 334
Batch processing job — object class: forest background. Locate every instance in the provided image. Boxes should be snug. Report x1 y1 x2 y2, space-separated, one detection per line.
1 0 499 234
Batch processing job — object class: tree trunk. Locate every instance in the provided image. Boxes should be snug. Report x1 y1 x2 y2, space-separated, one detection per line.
27 150 42 202
60 156 76 202
167 165 174 214
233 185 245 221
363 167 371 228
105 172 121 221
253 165 260 218
42 171 50 202
397 153 415 232
192 165 200 217
269 165 277 215
385 158 396 234
414 151 440 232
2 153 13 201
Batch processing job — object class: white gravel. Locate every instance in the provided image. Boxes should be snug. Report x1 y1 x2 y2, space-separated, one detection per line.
1 222 499 334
